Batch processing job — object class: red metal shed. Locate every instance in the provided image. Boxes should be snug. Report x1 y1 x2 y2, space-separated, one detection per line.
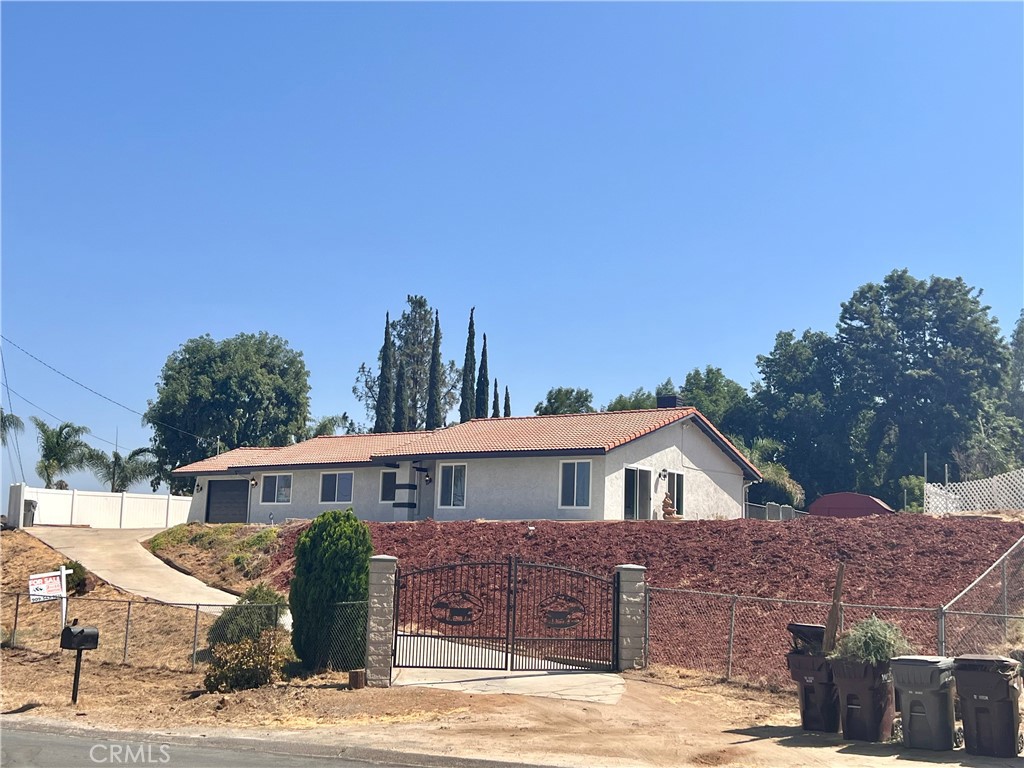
808 492 896 518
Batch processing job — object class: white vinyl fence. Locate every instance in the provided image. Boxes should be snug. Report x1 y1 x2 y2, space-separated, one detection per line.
6 483 190 529
925 467 1024 515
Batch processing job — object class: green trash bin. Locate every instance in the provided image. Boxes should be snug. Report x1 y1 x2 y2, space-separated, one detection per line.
831 658 896 742
786 623 840 733
891 655 959 751
953 654 1022 758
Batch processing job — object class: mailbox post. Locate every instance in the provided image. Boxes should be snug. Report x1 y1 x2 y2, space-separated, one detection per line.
60 624 99 704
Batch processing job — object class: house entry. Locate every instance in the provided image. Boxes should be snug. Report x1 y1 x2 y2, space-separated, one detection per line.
624 467 652 520
393 558 618 672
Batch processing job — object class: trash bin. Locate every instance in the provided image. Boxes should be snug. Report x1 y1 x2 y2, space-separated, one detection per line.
891 655 959 750
786 623 840 732
831 658 897 742
953 654 1022 758
23 499 37 527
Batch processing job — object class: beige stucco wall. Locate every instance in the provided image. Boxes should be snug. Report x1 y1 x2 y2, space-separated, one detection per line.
603 421 745 521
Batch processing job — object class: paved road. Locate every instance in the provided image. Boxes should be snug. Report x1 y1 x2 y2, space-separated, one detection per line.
0 726 551 768
26 527 236 612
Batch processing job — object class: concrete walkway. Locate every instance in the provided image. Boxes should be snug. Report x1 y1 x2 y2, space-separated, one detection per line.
25 527 237 612
392 668 624 704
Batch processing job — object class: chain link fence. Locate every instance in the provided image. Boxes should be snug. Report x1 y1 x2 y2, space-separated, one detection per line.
1 593 368 674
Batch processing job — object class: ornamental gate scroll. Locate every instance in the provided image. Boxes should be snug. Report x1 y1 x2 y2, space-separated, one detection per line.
393 558 618 671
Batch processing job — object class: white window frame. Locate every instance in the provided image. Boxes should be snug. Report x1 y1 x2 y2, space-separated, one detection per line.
558 460 592 510
379 469 398 504
319 471 354 505
260 473 293 505
437 463 468 509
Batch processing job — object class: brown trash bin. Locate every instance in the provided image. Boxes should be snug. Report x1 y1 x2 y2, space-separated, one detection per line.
786 624 840 733
953 654 1022 758
831 659 896 743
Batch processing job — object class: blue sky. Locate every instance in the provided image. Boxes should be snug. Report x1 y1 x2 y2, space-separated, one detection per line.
2 2 1022 495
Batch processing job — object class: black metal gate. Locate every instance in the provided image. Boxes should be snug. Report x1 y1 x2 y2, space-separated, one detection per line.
393 558 618 671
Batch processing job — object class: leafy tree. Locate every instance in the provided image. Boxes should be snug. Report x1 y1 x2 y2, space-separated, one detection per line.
30 418 93 489
1 408 24 447
426 311 444 429
605 388 656 411
304 414 358 439
373 313 396 433
459 308 476 423
393 357 410 432
492 379 500 418
144 332 311 494
679 366 757 439
1009 309 1024 456
475 334 489 419
86 447 158 493
837 270 1011 501
289 509 372 671
503 386 511 417
535 387 595 415
354 297 459 430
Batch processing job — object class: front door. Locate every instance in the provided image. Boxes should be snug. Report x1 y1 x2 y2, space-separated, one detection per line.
624 467 652 520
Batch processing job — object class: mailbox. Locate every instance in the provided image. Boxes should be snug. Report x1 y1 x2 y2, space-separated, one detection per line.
60 625 99 651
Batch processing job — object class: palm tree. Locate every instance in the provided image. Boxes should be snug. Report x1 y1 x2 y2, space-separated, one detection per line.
731 435 806 508
86 447 158 493
30 417 93 489
1 408 24 446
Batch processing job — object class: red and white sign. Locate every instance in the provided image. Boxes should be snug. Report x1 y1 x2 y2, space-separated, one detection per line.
28 569 65 603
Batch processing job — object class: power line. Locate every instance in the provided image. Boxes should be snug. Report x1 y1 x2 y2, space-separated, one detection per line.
1 350 26 483
4 386 122 450
1 334 205 441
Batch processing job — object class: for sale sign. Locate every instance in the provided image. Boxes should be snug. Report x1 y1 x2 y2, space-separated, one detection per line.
29 569 65 603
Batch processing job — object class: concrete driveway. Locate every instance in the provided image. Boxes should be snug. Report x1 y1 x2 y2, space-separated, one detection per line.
25 527 236 612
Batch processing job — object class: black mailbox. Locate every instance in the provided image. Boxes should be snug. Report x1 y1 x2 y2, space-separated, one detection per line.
60 625 99 651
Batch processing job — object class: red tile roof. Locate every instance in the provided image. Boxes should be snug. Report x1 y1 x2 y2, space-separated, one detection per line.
173 409 761 481
172 432 423 475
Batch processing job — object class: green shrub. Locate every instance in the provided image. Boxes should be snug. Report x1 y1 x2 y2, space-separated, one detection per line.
207 583 287 646
191 524 242 550
58 561 87 595
148 523 195 553
239 528 279 552
289 509 371 671
203 629 293 693
233 551 271 579
830 616 913 666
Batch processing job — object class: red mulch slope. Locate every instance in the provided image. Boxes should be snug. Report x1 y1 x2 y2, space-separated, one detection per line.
270 516 1024 607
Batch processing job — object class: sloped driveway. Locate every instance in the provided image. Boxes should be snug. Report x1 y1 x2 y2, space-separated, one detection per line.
25 527 236 612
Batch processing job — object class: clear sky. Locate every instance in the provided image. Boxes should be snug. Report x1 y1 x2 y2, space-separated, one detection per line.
2 2 1022 495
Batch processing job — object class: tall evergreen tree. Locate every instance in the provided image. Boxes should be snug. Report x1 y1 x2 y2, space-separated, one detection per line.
1009 309 1024 429
426 311 444 429
393 357 409 432
475 334 489 418
503 386 511 417
492 379 500 418
373 313 396 433
459 308 477 423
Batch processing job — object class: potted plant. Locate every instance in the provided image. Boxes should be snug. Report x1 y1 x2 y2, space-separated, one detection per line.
828 615 912 742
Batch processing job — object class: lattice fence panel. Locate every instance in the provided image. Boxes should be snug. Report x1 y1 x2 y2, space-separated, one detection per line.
925 467 1024 514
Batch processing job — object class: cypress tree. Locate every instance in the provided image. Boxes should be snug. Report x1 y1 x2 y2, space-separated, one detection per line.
475 334 489 418
394 357 409 432
373 313 395 433
459 308 476 423
492 379 500 418
504 386 511 417
426 311 443 429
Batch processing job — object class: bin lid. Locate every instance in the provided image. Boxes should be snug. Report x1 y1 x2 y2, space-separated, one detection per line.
787 623 826 644
954 654 1020 672
891 655 953 669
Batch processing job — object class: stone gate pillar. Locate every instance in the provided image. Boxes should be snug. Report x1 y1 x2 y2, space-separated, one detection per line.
365 555 397 687
615 564 647 671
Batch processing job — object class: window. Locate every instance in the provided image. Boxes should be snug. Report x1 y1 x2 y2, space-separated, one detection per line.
320 472 353 504
438 464 467 508
260 474 292 504
380 470 397 503
560 461 591 508
666 471 684 517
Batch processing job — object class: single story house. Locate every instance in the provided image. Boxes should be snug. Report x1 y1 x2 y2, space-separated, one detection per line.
173 403 762 525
